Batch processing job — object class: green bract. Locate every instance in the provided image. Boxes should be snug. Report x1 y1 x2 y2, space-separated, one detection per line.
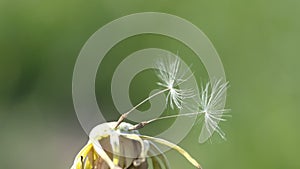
70 122 200 169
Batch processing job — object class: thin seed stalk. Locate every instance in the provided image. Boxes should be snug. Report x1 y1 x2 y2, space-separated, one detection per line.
129 112 203 130
114 88 170 129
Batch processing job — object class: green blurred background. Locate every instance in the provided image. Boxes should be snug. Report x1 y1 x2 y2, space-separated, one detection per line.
1 0 300 169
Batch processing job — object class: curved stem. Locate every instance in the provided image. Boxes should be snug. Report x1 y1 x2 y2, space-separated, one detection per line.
147 111 202 123
129 111 204 130
114 88 169 129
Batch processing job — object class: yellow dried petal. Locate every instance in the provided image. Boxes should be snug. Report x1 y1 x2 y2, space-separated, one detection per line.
140 135 201 169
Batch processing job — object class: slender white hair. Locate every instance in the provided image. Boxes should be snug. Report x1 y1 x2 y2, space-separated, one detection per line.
198 79 229 143
155 56 194 109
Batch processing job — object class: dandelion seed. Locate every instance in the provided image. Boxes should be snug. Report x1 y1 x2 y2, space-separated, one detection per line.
114 55 193 129
198 79 229 143
155 56 194 109
128 78 230 143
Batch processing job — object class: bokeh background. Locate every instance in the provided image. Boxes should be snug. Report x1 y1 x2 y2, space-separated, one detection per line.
1 0 300 169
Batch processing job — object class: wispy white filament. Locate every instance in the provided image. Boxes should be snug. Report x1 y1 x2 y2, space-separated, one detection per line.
114 55 193 129
198 79 229 143
155 56 194 109
139 79 230 143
